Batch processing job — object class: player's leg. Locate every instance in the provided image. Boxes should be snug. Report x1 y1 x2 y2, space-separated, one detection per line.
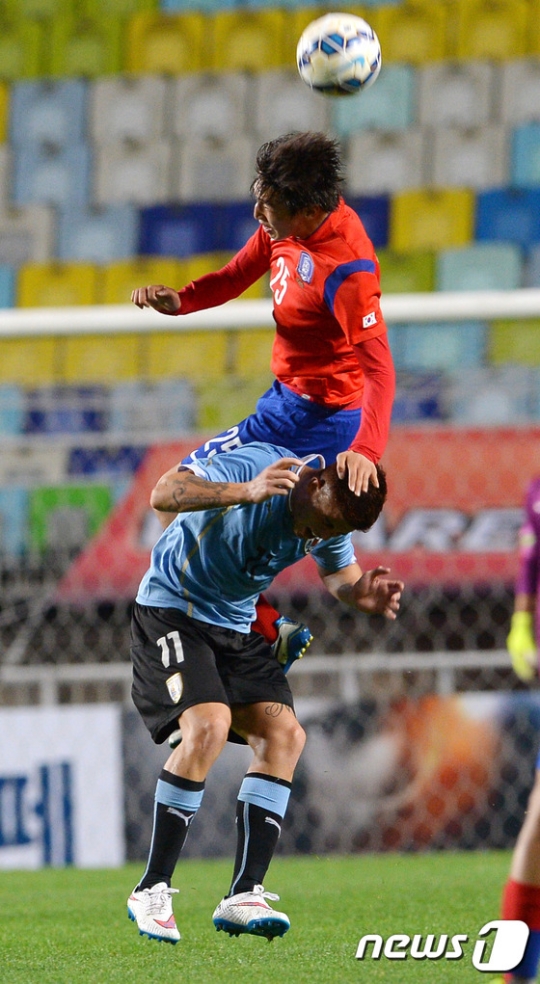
128 605 232 942
498 768 540 983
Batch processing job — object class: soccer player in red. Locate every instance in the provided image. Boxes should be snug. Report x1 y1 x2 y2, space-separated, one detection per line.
132 131 395 666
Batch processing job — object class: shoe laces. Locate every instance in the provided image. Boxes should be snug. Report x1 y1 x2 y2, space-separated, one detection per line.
142 884 179 914
252 884 280 903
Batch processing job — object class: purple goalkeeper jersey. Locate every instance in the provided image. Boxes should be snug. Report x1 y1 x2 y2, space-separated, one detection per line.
516 476 540 637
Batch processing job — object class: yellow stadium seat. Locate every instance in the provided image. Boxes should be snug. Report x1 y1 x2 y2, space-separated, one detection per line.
60 334 143 384
0 14 43 80
197 374 272 432
0 83 8 144
532 0 540 55
235 330 274 378
125 12 206 74
18 262 100 307
390 188 475 253
455 0 530 60
101 257 188 305
5 0 75 20
48 12 123 77
378 249 436 293
0 338 58 385
372 1 450 64
490 319 540 365
210 10 288 72
146 329 228 382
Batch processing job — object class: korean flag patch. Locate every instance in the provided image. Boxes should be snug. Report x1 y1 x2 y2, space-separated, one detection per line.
297 251 314 284
363 311 377 328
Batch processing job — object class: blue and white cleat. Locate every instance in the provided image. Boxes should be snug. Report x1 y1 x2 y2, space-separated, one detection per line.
213 884 290 941
127 882 180 944
273 616 313 674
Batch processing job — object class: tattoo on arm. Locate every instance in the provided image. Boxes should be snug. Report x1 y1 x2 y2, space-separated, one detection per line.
170 475 234 511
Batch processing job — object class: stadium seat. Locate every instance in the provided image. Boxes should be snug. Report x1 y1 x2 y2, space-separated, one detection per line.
4 0 74 19
67 443 148 477
447 366 534 423
94 140 173 206
252 69 331 141
0 205 56 265
24 386 108 434
371 1 450 64
217 201 259 252
0 82 8 144
490 318 540 364
0 383 25 434
512 123 540 187
171 72 249 140
377 249 436 293
430 125 510 190
399 321 486 371
347 129 426 195
89 75 169 146
125 12 206 74
108 379 196 435
12 144 92 208
455 0 530 60
10 79 87 149
0 147 11 212
476 188 540 247
210 9 288 72
0 488 29 557
61 335 142 384
525 244 540 287
347 195 389 248
0 338 57 386
162 0 235 9
437 243 523 292
57 205 139 263
499 59 540 125
88 0 158 14
146 329 229 382
138 203 221 256
0 265 15 307
0 15 43 80
417 61 495 129
392 371 446 422
48 12 123 76
331 64 416 136
101 256 187 304
196 375 271 431
234 331 274 377
28 484 113 554
171 134 256 202
17 261 100 307
390 188 475 252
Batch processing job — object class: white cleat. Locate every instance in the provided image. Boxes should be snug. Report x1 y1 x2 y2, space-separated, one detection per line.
127 881 180 944
212 884 290 941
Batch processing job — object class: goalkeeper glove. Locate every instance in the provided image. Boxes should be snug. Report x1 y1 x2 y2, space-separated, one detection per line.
507 611 537 682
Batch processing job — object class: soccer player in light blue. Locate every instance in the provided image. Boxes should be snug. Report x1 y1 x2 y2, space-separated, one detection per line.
127 443 403 944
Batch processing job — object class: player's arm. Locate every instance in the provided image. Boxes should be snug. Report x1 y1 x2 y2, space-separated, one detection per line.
320 562 404 620
507 593 537 682
150 458 304 513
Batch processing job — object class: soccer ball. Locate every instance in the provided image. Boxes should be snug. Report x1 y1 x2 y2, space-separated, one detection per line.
297 12 382 97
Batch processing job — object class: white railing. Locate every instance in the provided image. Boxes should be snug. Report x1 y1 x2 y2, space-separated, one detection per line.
1 288 540 338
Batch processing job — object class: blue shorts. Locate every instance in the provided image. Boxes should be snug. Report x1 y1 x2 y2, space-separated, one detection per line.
184 380 361 465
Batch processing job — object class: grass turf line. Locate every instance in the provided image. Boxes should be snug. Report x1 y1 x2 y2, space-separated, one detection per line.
0 851 510 984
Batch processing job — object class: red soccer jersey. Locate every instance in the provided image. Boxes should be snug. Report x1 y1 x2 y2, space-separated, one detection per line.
177 198 394 461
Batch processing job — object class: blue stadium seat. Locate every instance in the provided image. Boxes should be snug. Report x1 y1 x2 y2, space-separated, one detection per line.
399 321 486 371
476 188 540 247
447 366 534 424
436 243 523 291
217 201 258 252
346 195 389 248
0 488 28 556
0 265 15 307
12 143 92 208
10 79 87 149
138 203 221 256
58 205 139 263
392 372 445 423
525 244 540 287
331 64 415 136
511 123 540 187
24 386 108 435
67 444 148 478
0 384 25 434
108 379 196 435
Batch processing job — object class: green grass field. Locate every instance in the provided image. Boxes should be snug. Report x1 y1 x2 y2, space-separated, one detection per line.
1 852 511 984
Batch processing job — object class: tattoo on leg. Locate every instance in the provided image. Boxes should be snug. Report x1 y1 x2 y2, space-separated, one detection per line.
264 703 294 719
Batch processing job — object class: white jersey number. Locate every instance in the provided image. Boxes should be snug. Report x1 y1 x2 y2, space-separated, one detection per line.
269 256 290 305
157 630 185 668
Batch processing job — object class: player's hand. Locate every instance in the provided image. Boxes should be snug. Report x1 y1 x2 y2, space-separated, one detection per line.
336 450 378 496
507 611 537 682
351 566 404 620
246 457 304 503
131 284 181 314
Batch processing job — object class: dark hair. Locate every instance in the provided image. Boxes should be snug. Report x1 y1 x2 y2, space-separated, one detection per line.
324 463 387 532
252 131 344 215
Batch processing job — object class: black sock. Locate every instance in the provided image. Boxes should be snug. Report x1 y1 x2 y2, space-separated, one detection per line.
138 769 205 890
229 791 289 897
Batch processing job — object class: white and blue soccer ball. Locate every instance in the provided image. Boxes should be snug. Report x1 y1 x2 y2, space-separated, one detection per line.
297 12 382 97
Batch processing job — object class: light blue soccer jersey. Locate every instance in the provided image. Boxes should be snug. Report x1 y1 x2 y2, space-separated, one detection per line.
136 442 356 631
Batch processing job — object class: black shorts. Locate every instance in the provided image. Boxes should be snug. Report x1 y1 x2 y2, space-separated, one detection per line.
130 603 294 744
